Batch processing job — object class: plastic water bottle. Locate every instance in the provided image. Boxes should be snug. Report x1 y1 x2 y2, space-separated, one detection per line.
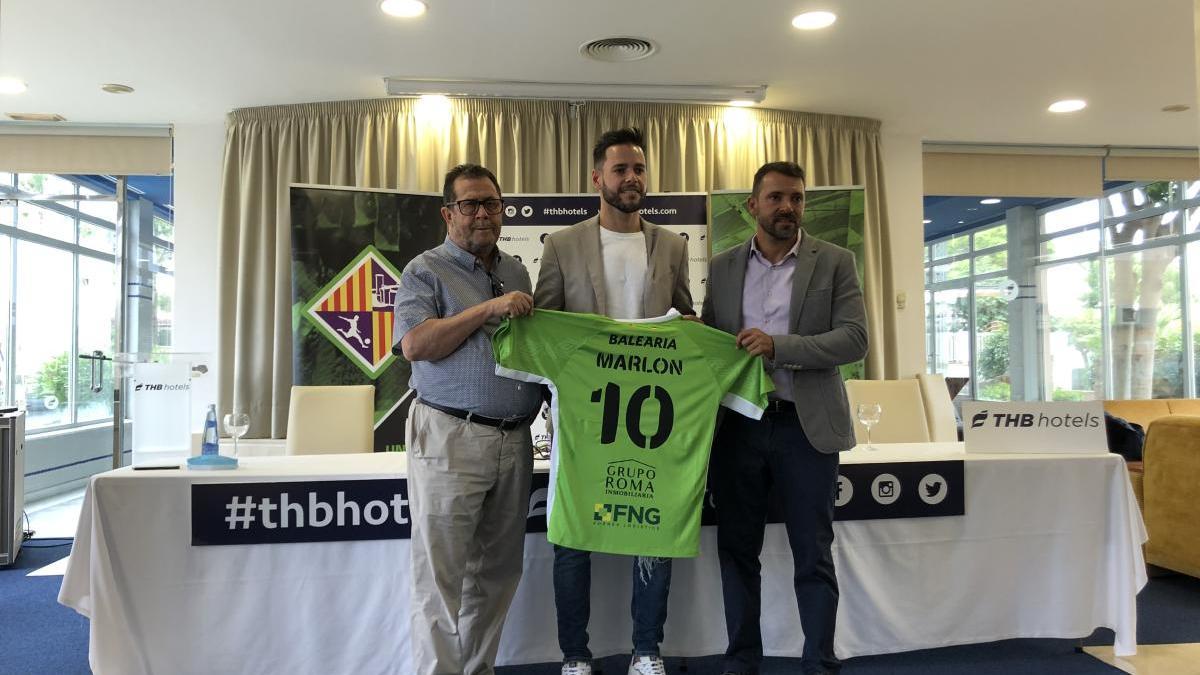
202 404 219 456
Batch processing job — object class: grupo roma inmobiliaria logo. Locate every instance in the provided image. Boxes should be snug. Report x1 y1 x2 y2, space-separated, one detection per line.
302 246 402 379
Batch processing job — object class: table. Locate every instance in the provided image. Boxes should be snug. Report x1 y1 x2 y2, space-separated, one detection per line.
59 444 1147 674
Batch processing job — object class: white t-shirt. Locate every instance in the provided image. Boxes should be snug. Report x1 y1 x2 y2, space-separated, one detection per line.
599 227 648 320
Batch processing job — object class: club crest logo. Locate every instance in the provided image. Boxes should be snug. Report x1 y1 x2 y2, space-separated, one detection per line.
303 246 402 378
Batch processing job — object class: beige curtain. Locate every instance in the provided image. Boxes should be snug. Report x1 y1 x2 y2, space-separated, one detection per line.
219 98 895 438
578 102 895 378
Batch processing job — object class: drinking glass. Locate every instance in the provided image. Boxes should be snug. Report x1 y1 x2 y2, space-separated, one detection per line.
223 412 251 457
856 403 882 451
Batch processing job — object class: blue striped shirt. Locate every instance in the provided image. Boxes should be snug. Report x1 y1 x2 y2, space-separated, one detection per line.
392 238 541 419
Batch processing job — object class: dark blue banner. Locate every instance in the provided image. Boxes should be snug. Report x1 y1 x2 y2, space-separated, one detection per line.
192 462 963 545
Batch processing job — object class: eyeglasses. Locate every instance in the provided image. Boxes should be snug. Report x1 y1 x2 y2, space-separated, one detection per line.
446 198 504 216
487 272 505 298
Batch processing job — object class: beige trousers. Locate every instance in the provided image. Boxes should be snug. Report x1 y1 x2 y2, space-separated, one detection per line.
407 401 533 675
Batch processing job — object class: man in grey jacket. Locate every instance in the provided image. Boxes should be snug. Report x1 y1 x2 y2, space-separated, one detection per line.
702 161 868 675
535 127 693 675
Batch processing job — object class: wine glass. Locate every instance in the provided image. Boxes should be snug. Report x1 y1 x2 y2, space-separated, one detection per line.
223 412 251 457
856 403 882 451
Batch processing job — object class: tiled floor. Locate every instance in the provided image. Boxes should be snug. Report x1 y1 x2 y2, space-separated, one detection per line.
1084 644 1200 674
25 488 85 540
22 488 85 577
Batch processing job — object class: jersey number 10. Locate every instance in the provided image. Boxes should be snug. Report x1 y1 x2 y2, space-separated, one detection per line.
590 382 675 449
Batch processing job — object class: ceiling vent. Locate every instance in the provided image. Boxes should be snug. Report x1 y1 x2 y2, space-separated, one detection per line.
580 37 658 62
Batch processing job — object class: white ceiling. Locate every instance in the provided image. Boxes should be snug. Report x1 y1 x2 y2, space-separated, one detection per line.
3 0 1197 146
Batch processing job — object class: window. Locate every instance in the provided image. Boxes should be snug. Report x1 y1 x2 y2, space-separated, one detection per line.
1039 260 1102 401
924 220 1010 401
1030 179 1200 400
973 278 1010 401
926 161 1200 403
0 173 174 432
1106 247 1183 399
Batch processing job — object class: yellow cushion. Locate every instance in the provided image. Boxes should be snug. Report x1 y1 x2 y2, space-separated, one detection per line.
1104 399 1171 430
1142 416 1200 579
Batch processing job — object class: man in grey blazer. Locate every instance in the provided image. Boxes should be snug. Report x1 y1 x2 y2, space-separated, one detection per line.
701 161 867 675
534 127 694 675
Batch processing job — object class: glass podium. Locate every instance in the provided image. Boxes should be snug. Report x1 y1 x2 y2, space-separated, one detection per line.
115 352 212 469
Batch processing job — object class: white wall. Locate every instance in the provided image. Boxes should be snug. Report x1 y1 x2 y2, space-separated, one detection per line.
880 131 929 377
171 122 226 425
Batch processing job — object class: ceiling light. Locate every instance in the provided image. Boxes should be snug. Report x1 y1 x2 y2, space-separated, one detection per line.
1048 99 1086 113
957 220 964 224
6 112 64 122
414 94 452 125
980 198 1001 205
923 219 932 224
1162 104 1191 113
729 100 756 107
102 83 134 94
0 77 26 95
384 78 768 104
792 11 837 30
380 0 426 18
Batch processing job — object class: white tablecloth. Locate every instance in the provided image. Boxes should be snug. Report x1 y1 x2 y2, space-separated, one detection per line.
58 444 1147 674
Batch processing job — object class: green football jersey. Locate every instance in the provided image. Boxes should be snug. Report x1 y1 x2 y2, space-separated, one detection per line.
493 308 773 557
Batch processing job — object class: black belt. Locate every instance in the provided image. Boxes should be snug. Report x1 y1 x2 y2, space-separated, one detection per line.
419 400 533 430
763 399 795 415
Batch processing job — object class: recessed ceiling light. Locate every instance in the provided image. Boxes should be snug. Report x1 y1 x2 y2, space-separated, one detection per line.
101 83 134 94
957 220 964 224
1162 104 1191 113
923 219 932 224
0 77 27 95
980 198 1001 205
1048 99 1087 113
380 0 426 18
729 99 755 107
792 11 837 30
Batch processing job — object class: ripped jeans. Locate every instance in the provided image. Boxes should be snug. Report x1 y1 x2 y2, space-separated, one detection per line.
553 545 673 662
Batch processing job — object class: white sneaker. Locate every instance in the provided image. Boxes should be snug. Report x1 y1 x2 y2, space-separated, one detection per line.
562 660 593 675
628 654 666 675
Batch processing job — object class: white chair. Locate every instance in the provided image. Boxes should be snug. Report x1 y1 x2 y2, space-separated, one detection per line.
916 373 959 442
285 385 375 455
844 379 931 444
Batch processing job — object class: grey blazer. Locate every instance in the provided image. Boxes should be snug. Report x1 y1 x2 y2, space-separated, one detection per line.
534 215 695 316
701 234 868 453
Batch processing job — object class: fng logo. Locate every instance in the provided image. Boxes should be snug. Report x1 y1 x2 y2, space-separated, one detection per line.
593 503 661 526
971 410 989 428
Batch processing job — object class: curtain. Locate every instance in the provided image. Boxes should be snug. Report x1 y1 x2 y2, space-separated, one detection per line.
219 97 896 438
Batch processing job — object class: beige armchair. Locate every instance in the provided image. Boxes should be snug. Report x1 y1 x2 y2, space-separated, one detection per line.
844 379 931 444
916 373 959 442
285 385 376 455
